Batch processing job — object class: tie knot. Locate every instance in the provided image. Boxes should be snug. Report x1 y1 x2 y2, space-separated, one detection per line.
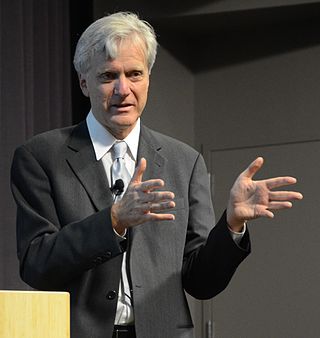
113 141 127 159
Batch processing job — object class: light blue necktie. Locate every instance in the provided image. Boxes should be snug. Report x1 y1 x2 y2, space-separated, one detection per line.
111 141 131 201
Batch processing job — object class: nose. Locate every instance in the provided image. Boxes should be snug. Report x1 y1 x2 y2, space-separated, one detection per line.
113 75 130 97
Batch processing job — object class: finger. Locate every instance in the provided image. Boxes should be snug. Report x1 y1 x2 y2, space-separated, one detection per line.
141 200 175 213
131 158 147 183
254 206 274 219
138 179 165 192
142 191 175 203
242 157 264 179
268 201 293 210
149 200 176 212
265 176 298 190
144 213 175 222
269 191 303 201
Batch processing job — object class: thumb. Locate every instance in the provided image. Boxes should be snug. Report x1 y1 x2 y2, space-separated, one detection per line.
132 157 147 183
243 157 264 179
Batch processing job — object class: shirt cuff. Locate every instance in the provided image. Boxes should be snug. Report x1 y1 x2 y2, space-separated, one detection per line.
228 222 247 245
113 228 127 239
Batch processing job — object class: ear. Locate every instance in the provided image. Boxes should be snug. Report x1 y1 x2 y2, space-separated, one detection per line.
78 73 89 97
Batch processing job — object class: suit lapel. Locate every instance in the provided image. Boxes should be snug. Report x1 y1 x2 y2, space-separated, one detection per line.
66 121 113 211
130 125 166 248
137 125 166 181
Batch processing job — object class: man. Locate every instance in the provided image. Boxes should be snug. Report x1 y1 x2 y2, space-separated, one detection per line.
11 12 302 338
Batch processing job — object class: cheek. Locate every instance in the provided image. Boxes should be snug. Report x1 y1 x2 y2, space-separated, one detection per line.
139 83 149 103
92 85 113 102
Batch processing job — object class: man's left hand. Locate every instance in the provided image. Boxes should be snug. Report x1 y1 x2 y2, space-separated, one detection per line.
226 157 303 232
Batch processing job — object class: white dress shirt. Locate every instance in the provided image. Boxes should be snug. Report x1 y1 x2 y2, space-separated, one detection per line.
87 110 139 325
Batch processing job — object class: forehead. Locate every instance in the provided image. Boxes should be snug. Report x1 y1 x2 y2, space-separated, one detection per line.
92 40 148 72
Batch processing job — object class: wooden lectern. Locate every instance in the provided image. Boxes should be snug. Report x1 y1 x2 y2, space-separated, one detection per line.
0 290 70 338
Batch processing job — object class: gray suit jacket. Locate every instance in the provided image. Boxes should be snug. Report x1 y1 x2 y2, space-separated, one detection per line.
11 121 250 338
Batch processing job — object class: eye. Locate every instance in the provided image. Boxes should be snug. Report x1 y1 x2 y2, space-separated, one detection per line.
98 72 116 82
128 70 143 81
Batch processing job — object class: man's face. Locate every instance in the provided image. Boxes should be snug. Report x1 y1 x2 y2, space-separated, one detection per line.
79 39 150 139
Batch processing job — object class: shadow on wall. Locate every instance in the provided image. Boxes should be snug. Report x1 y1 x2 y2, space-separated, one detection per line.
150 3 320 72
97 0 217 17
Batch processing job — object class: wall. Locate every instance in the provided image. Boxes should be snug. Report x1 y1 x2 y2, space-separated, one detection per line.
177 0 320 16
195 27 320 338
0 0 72 290
142 47 194 147
195 45 320 151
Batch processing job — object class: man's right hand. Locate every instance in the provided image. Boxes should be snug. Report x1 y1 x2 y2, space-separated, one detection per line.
111 157 175 235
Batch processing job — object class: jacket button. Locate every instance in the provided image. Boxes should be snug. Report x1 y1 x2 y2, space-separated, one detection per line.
95 256 103 264
106 290 117 300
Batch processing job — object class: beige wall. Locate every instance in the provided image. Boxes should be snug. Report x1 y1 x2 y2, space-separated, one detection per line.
143 47 195 147
195 45 320 151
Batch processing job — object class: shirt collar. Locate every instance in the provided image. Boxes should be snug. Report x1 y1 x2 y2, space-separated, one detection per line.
86 110 140 161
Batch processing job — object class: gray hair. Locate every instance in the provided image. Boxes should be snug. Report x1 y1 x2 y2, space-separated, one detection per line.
73 12 158 74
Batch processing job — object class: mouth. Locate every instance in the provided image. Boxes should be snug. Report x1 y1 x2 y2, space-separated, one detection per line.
113 104 132 107
111 103 133 111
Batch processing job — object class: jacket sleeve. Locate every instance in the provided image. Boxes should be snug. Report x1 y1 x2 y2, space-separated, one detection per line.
182 153 250 300
11 145 125 290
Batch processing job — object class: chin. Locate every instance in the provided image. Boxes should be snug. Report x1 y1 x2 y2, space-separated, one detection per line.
111 115 139 127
